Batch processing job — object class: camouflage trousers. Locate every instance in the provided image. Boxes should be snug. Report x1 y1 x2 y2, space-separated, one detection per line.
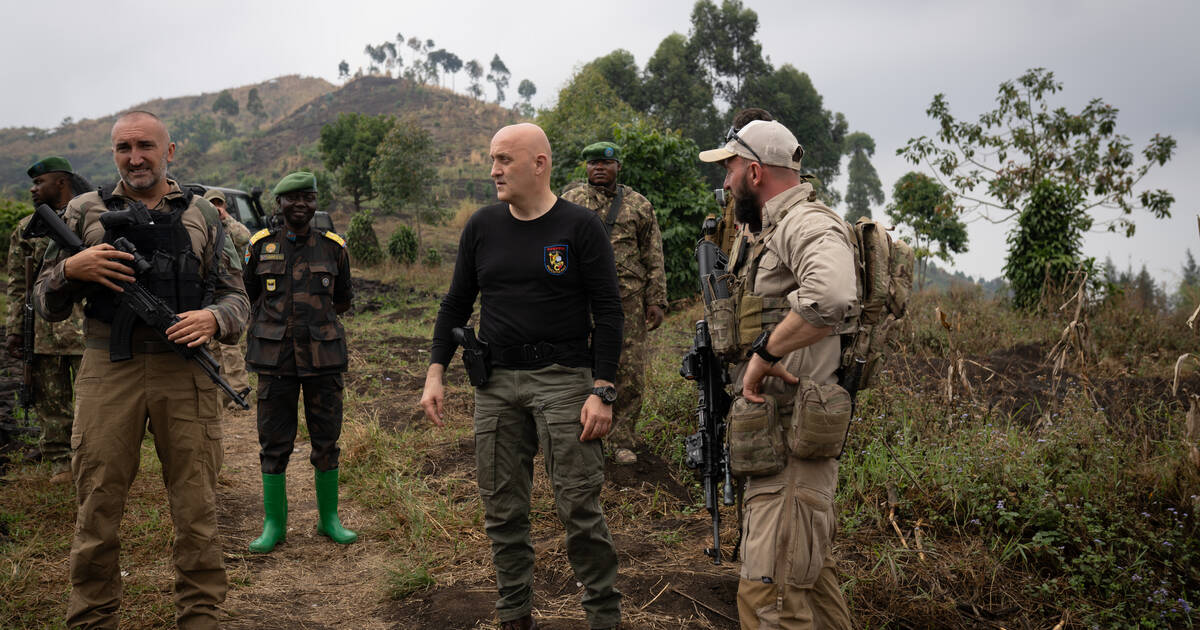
32 353 80 464
607 294 648 451
255 373 344 474
473 364 622 629
737 457 852 629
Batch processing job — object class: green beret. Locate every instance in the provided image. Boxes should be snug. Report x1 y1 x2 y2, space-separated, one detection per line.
581 142 620 163
272 171 318 196
27 156 73 178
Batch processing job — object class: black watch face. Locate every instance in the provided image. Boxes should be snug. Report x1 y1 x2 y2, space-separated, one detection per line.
595 386 617 403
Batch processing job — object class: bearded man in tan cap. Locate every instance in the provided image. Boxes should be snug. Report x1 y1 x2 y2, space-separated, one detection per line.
699 119 857 629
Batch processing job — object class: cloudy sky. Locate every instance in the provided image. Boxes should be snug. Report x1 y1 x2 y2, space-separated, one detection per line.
2 0 1196 286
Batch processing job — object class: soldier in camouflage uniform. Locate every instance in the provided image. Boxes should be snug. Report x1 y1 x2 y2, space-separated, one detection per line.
561 142 666 465
203 188 252 407
34 111 249 629
4 157 89 482
243 171 356 553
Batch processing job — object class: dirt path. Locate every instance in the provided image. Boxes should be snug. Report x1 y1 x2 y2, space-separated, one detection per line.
216 406 395 629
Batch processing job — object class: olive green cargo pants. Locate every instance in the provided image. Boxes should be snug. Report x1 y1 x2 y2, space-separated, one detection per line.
736 456 852 629
68 347 226 630
32 353 80 465
473 364 622 629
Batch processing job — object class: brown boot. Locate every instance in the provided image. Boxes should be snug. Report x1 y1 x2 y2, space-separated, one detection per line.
499 614 538 630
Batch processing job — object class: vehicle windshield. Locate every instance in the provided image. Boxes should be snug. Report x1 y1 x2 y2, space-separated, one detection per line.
228 194 264 230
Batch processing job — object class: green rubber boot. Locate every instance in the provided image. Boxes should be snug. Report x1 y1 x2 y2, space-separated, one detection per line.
315 468 357 544
249 473 287 553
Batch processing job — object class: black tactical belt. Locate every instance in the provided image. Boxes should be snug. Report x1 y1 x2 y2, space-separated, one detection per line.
491 339 588 366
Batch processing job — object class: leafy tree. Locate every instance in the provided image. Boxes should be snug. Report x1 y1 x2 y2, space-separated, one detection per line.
642 32 721 151
584 49 644 110
536 67 638 189
843 131 883 221
740 65 847 203
0 198 33 259
688 0 769 106
516 79 537 117
346 209 383 266
487 54 510 104
387 225 418 264
211 90 239 116
1183 250 1200 288
899 68 1175 302
886 172 968 290
465 59 484 99
1002 179 1089 309
312 169 335 212
364 43 387 72
609 119 714 299
338 60 350 80
369 119 440 249
318 112 394 212
174 114 224 153
899 67 1175 234
246 88 266 119
442 52 463 90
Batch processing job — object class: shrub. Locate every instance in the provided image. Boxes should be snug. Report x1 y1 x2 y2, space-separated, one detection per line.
346 209 383 266
0 198 34 259
387 225 418 264
423 247 441 267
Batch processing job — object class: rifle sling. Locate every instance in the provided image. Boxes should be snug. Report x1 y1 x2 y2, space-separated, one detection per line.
602 187 624 236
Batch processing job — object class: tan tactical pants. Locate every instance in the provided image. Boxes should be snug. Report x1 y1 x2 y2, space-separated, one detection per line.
737 457 852 629
68 347 226 630
208 333 250 404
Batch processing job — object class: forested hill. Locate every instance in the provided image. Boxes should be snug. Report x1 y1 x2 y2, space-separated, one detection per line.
0 74 517 204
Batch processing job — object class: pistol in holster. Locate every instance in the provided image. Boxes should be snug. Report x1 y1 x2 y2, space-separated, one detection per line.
452 326 491 388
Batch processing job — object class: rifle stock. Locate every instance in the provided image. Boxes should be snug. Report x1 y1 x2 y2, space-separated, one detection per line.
24 203 249 410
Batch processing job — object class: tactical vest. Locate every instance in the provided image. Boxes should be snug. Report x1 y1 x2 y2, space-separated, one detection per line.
84 187 208 323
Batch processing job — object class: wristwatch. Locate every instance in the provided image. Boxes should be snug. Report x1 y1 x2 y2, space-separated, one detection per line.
749 330 782 364
591 385 617 405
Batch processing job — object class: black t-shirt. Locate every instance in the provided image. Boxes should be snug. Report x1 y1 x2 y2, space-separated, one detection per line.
430 198 623 381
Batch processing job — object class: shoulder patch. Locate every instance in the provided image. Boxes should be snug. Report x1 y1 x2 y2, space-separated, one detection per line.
249 229 272 246
322 231 346 247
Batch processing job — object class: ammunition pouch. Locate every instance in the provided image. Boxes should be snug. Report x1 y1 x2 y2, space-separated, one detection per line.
726 394 787 478
785 379 853 459
703 287 791 362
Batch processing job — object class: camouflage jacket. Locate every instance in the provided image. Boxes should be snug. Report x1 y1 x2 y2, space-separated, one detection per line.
243 227 352 376
561 182 667 310
6 212 85 355
34 180 250 346
222 215 251 261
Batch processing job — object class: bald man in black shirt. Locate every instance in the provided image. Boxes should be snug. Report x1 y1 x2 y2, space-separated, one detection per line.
421 123 624 630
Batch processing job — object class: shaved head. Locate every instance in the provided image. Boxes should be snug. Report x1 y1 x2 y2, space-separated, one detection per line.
112 110 170 144
489 123 557 216
111 110 175 198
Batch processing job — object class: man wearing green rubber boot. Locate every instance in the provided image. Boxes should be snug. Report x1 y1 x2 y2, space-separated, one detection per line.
244 171 355 552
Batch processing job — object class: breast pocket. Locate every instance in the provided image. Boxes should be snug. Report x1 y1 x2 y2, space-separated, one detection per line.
309 262 335 296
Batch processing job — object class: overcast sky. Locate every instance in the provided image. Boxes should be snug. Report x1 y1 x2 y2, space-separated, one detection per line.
2 0 1196 286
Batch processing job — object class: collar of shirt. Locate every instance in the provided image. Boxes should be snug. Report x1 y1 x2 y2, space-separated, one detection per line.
761 181 815 232
111 178 186 210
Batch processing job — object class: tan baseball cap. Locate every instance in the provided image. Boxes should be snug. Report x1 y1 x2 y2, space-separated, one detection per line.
203 188 226 204
698 120 804 170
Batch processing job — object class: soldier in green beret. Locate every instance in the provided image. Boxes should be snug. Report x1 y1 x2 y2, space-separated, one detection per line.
561 141 668 465
5 157 90 482
243 171 356 552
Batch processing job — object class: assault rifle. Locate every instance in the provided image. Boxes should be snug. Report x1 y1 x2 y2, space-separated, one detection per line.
23 204 249 410
19 256 35 415
679 221 735 564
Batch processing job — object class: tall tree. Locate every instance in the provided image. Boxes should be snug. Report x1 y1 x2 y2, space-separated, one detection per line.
442 52 463 91
886 172 968 290
318 112 394 213
740 65 847 202
337 60 350 80
211 90 239 116
584 49 644 111
516 79 537 118
843 131 883 221
536 67 638 189
369 120 440 249
899 67 1176 301
688 0 769 106
246 88 266 119
642 32 720 151
487 54 511 104
465 59 484 99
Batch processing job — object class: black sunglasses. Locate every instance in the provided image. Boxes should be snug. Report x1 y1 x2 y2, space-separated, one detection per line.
723 126 763 164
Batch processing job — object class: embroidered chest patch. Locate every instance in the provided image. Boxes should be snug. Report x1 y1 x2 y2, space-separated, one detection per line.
264 242 278 253
266 278 277 292
260 253 284 261
544 245 568 275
